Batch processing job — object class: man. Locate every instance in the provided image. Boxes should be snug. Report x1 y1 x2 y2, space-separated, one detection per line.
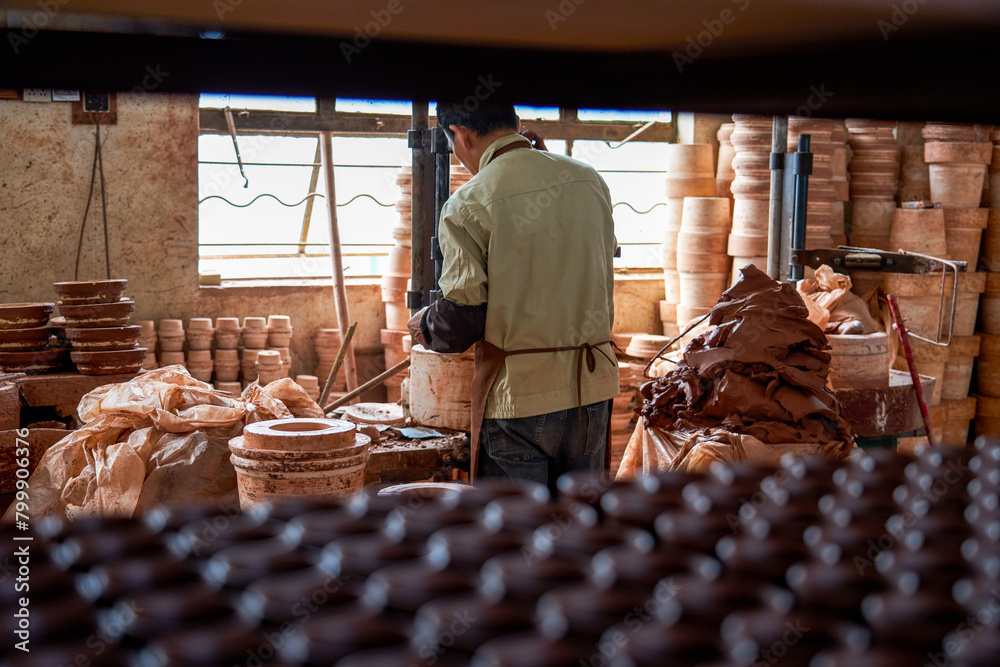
408 101 619 489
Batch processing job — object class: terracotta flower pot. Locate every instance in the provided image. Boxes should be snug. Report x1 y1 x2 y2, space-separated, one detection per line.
889 208 948 257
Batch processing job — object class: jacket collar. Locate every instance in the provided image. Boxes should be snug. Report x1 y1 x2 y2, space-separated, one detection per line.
478 133 532 173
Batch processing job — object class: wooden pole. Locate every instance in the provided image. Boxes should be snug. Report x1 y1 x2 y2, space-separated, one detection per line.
323 359 411 412
320 131 359 395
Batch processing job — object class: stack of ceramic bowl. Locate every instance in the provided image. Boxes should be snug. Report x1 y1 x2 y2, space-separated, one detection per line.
0 301 66 373
55 279 146 375
135 320 158 370
677 197 733 326
728 114 772 286
314 328 347 394
663 143 717 337
788 117 837 249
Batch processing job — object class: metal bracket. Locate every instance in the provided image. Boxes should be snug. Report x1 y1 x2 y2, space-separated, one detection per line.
407 128 428 149
405 290 424 310
431 127 451 154
791 247 967 274
431 237 443 262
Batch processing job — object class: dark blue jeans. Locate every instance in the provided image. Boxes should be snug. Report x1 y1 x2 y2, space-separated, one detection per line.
477 400 610 490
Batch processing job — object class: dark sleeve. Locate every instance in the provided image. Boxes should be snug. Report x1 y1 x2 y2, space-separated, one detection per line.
420 297 487 354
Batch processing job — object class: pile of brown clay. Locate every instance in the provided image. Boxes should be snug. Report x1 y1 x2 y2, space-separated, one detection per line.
639 265 854 450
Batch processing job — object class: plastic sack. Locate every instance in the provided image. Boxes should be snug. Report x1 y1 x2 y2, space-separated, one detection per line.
615 420 858 479
797 265 878 335
2 365 323 520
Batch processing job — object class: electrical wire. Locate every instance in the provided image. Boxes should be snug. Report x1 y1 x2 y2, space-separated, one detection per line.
97 116 111 280
198 192 396 208
73 117 101 281
74 114 113 280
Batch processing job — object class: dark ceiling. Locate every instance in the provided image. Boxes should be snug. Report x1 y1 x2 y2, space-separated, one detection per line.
2 0 999 121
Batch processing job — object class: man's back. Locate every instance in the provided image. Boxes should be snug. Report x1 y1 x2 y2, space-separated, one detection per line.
437 136 620 419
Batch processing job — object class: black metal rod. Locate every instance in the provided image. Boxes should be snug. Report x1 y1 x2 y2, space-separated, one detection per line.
407 102 428 312
790 134 811 282
431 127 451 301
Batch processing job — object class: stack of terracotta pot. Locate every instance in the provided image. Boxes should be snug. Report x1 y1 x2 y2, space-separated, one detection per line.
384 173 412 334
829 124 849 246
975 128 1000 438
611 360 639 476
314 328 347 396
382 328 408 403
897 122 932 203
716 123 736 199
136 320 157 369
845 118 900 254
662 144 717 335
727 115 772 286
677 197 732 326
788 117 836 249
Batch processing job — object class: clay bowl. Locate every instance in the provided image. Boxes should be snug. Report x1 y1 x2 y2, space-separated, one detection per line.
0 326 52 352
58 299 134 328
0 348 70 373
52 279 128 305
0 302 54 330
70 347 147 375
65 325 141 351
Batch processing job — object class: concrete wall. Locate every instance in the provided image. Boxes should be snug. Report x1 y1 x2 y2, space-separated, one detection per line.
0 93 668 387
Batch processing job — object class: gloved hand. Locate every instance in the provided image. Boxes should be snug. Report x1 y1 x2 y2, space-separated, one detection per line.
407 307 427 347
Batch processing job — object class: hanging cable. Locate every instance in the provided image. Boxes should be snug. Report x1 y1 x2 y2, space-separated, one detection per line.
97 115 111 280
74 118 101 281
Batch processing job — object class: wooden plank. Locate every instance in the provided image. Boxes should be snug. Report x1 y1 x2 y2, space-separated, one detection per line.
16 371 142 415
0 428 73 514
0 383 19 431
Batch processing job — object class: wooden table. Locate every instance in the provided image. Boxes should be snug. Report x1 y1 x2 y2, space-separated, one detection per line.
0 370 142 429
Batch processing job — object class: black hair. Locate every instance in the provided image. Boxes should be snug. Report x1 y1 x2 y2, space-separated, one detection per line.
436 101 517 141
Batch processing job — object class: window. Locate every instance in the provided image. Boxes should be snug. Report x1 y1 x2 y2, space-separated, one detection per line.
197 97 675 281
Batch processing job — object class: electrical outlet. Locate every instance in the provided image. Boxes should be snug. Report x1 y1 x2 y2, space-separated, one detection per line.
23 88 51 102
